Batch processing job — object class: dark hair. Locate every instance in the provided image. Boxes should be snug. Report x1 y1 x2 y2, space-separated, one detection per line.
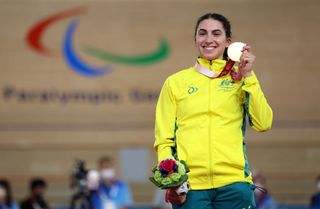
0 179 13 207
30 178 47 191
98 156 113 165
194 13 232 60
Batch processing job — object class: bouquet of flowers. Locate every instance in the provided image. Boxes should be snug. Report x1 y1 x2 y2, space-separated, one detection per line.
149 158 189 189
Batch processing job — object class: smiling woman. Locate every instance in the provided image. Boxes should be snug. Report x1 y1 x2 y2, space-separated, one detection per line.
194 13 232 61
153 13 273 209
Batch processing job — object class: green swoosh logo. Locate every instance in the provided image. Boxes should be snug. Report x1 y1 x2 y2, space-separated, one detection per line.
188 87 198 94
82 39 169 65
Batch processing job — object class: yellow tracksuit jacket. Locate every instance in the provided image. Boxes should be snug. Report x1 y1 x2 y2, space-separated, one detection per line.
154 57 273 190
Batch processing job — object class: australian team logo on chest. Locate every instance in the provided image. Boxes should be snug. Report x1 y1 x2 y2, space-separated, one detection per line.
219 78 237 92
187 79 237 95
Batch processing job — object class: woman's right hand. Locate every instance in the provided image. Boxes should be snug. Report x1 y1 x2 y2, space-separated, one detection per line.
166 182 189 205
239 45 255 78
166 188 187 205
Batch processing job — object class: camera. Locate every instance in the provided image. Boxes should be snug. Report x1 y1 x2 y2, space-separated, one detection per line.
71 159 89 192
70 159 91 209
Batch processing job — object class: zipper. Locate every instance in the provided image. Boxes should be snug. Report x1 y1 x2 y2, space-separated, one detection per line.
208 61 214 187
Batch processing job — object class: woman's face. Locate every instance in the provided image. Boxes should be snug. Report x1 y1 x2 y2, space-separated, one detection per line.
0 186 6 203
195 18 231 60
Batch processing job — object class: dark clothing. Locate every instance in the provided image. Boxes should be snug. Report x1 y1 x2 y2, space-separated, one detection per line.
310 193 320 209
0 203 19 209
20 197 50 209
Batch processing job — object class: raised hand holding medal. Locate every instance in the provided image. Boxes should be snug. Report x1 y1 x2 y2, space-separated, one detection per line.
194 41 255 81
227 42 255 78
238 44 255 77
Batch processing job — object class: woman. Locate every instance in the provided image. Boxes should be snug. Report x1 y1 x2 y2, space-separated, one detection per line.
154 13 273 209
0 179 19 209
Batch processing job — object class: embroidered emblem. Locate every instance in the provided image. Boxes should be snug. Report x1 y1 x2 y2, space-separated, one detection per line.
188 87 198 94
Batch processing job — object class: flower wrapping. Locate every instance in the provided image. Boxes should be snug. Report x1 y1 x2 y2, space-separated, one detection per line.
149 159 189 189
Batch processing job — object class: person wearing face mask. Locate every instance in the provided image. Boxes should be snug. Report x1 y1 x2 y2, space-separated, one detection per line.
154 13 273 209
310 175 320 209
90 156 132 209
20 178 50 209
0 179 19 209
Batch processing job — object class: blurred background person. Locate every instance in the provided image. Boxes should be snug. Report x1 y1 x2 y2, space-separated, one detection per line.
310 175 320 209
252 170 277 209
20 178 50 209
0 179 19 209
152 188 171 209
90 156 132 209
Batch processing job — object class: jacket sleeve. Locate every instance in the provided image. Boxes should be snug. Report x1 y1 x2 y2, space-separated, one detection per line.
242 71 273 131
154 78 176 162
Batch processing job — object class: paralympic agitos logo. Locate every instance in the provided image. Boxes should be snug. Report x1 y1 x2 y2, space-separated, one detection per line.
26 7 169 77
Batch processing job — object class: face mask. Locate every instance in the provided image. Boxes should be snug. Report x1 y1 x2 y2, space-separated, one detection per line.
317 181 320 191
0 187 6 199
100 168 115 180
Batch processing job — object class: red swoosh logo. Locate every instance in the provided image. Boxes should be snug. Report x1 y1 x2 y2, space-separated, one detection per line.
26 7 86 55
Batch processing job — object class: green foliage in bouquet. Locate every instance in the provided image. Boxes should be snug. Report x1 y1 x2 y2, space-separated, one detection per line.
149 159 189 189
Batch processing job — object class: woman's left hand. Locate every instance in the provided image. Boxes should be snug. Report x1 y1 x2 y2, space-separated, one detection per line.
239 45 255 77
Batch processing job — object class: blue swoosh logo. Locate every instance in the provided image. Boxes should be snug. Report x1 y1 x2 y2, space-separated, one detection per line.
63 19 112 77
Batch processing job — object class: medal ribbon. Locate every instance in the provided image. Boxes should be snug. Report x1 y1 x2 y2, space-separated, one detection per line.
194 59 242 81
